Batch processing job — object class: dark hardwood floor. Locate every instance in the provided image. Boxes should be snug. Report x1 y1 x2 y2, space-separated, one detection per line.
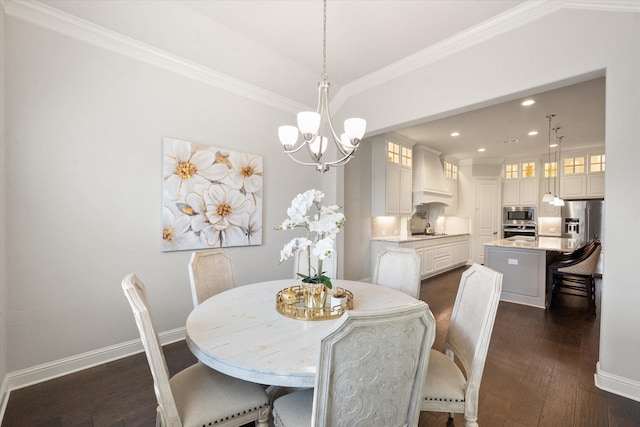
3 266 640 426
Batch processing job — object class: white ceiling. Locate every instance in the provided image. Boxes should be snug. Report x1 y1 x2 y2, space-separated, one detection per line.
180 0 525 89
179 1 605 160
40 0 605 160
394 76 606 160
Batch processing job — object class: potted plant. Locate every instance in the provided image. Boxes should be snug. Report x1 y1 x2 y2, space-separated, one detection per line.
277 189 345 307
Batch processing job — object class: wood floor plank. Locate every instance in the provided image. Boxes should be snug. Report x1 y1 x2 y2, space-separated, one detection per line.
575 387 609 427
538 369 578 426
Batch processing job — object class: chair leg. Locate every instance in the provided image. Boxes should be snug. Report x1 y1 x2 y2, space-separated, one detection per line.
464 416 479 427
256 405 270 427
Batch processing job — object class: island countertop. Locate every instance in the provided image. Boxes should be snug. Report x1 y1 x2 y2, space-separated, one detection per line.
371 232 469 243
485 236 583 253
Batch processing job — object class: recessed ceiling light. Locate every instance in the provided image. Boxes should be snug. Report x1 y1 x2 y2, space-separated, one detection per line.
549 143 558 148
528 130 538 136
450 132 460 137
478 148 486 152
521 99 535 106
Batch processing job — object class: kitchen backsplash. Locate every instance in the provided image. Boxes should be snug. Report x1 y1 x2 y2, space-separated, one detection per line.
371 215 469 238
371 216 402 238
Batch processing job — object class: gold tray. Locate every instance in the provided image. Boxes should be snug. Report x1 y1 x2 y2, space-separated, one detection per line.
276 286 354 321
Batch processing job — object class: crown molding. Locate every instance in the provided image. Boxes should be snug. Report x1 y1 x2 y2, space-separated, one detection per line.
2 0 638 115
332 0 640 110
1 0 309 114
331 1 561 110
565 0 640 12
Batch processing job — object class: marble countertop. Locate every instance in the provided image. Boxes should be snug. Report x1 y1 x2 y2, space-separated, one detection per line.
372 232 469 243
485 236 583 252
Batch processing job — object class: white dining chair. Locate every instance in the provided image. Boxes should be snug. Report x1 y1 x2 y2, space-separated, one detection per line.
272 301 436 427
122 273 270 427
372 247 422 299
293 248 338 279
420 263 502 427
188 249 236 307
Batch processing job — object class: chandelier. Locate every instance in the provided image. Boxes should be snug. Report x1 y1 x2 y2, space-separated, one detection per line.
277 0 366 173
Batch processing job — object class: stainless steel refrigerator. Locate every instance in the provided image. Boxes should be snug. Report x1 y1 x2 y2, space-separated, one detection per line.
561 199 604 274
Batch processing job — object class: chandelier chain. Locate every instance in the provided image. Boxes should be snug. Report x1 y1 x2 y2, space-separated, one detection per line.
322 0 327 80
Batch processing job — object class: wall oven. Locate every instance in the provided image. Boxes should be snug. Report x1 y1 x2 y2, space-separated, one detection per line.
503 206 537 238
503 224 538 238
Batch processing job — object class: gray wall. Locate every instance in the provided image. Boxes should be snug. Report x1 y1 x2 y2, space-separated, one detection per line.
1 14 322 372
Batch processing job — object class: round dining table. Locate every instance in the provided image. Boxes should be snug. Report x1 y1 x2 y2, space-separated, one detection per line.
185 279 420 388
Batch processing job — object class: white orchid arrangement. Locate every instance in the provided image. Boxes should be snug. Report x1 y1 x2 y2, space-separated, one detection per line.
276 189 345 289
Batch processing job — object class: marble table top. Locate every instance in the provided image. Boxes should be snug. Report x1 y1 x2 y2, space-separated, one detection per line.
485 236 584 252
185 279 420 388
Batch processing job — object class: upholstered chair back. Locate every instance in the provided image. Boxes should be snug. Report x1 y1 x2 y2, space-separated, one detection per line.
372 247 422 299
188 249 236 307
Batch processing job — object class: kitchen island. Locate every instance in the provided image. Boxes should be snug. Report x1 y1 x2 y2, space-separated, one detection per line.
484 236 583 309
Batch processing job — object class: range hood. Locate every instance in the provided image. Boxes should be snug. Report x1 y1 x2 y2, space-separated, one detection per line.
412 145 452 206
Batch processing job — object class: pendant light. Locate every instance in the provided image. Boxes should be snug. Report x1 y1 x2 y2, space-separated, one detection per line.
551 129 565 206
277 0 366 173
542 114 555 203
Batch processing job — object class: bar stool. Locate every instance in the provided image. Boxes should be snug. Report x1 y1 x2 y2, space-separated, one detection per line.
549 242 601 315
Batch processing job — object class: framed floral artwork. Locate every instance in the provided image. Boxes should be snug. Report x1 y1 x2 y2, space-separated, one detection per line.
162 137 263 251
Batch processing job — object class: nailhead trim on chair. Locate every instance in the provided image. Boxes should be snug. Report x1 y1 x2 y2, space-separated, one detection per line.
424 397 465 402
200 403 269 426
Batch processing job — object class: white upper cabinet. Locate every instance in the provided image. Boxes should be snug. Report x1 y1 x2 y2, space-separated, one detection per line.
443 158 458 215
371 134 414 216
539 157 560 216
502 159 539 206
560 148 605 199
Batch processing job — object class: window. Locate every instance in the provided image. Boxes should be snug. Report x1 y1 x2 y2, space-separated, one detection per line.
590 154 605 172
401 147 412 167
505 163 518 179
445 161 458 180
564 156 585 174
522 162 536 178
387 142 400 164
544 162 557 178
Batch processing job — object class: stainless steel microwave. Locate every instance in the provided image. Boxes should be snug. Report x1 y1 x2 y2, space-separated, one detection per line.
503 206 536 224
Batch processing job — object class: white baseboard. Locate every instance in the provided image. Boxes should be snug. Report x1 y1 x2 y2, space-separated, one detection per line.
595 361 640 402
0 327 185 421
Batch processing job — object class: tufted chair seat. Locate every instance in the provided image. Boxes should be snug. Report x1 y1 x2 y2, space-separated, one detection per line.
423 350 466 409
420 264 503 427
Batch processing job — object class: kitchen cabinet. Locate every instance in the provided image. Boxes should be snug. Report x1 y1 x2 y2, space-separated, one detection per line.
443 158 458 215
560 149 605 199
370 134 414 216
484 244 547 308
371 234 469 280
502 160 539 206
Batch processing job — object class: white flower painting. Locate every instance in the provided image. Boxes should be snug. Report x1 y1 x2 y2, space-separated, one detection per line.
162 137 263 251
